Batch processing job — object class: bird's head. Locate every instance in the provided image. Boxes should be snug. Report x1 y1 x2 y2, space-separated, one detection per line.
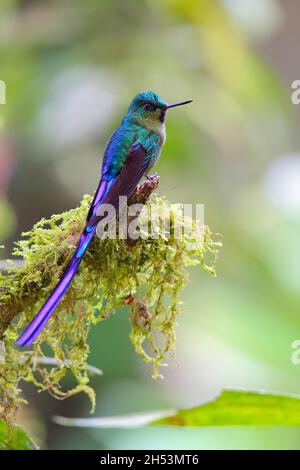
126 91 192 132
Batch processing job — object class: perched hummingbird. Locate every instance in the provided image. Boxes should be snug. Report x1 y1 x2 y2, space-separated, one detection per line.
16 91 192 347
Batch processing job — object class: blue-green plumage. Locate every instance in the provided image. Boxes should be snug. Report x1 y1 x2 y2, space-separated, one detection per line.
16 91 192 347
102 91 167 180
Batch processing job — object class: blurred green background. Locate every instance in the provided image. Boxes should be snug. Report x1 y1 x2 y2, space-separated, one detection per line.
1 0 300 450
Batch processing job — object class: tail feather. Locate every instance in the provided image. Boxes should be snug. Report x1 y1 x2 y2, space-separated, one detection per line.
15 227 96 347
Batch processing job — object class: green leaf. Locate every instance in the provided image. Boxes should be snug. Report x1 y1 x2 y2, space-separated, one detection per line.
53 390 300 429
0 419 37 450
154 390 300 426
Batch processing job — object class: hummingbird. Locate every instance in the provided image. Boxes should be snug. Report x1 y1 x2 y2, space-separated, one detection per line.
16 91 192 347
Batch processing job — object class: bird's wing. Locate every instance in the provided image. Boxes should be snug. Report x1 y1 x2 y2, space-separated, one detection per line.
88 140 152 227
103 141 151 206
86 128 138 223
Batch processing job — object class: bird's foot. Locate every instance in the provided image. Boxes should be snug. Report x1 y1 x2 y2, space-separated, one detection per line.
140 172 160 194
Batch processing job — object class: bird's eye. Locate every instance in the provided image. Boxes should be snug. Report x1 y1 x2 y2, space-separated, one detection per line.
143 103 153 111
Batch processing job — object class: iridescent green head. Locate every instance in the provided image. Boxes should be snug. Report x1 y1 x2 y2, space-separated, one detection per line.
126 91 192 132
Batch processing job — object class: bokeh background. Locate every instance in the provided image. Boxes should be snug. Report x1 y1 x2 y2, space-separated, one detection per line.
1 0 300 450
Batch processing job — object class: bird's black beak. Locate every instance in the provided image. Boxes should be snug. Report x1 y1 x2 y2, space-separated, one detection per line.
166 100 193 109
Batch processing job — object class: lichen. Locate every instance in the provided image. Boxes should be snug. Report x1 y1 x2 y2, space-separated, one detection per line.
0 193 221 422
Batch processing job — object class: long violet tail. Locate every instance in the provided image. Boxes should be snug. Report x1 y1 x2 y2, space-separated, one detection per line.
15 226 96 347
16 179 109 348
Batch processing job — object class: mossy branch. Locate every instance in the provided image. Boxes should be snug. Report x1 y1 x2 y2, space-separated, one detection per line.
0 174 221 422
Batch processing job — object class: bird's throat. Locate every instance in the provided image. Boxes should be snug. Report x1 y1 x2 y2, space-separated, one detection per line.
143 118 166 145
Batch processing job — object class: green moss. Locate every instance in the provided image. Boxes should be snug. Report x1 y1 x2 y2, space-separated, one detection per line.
0 194 221 421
